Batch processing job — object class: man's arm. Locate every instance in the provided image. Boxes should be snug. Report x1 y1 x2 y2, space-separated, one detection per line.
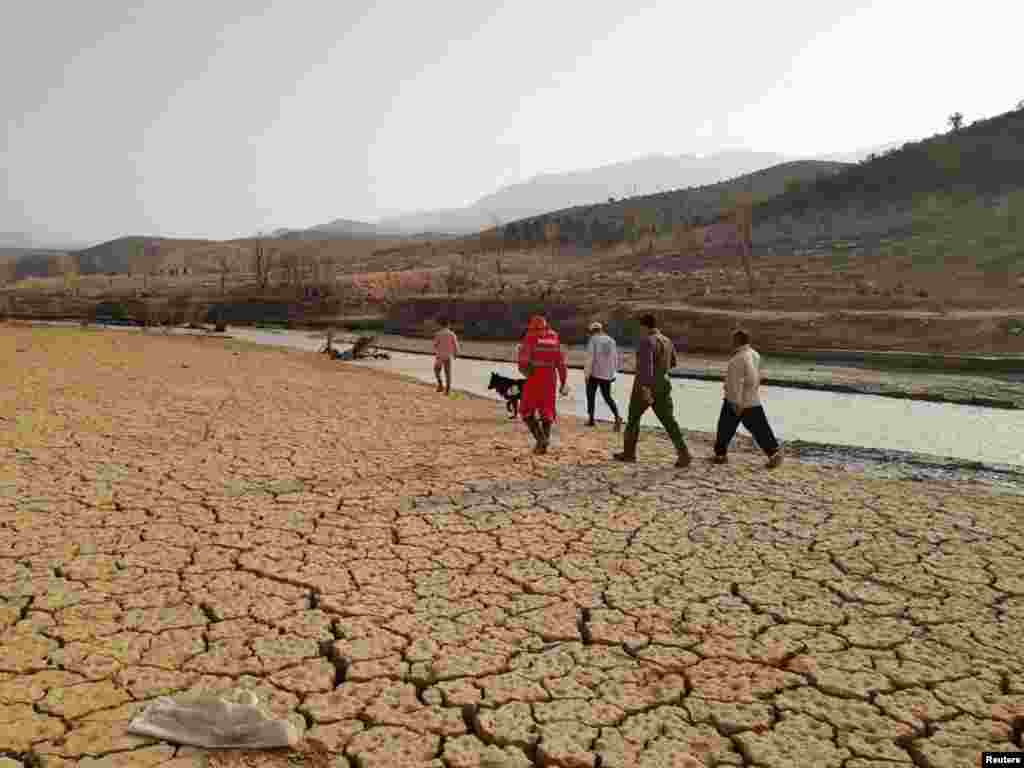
584 337 594 379
558 345 569 389
725 355 743 410
741 353 759 409
635 336 655 389
453 332 460 358
517 338 533 376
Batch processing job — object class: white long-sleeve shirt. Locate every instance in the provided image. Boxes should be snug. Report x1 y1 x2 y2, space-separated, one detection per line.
724 344 762 410
584 333 619 380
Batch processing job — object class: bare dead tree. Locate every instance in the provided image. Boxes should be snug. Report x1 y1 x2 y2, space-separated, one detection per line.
294 250 318 297
314 251 335 293
276 251 300 293
623 210 640 255
445 263 473 296
544 220 560 261
253 241 271 290
216 251 233 296
487 212 505 260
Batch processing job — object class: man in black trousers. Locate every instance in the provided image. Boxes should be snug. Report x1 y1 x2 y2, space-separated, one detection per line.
710 328 783 469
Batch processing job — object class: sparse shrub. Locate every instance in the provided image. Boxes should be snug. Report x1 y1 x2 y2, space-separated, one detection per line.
95 301 128 321
445 264 474 296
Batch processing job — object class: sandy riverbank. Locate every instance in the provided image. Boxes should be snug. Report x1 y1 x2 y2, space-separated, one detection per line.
2 325 1023 767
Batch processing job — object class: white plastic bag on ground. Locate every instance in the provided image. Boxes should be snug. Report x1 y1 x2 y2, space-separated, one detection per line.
127 690 300 749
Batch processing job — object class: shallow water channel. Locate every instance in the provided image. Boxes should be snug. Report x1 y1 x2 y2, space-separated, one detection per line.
219 327 1023 476
44 323 1024 490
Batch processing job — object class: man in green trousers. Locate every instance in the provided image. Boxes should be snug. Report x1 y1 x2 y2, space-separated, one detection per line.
613 313 692 467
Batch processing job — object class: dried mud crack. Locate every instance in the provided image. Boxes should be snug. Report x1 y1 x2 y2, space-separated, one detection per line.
3 326 1024 767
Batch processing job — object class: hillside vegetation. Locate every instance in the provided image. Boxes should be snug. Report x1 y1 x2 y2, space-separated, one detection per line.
494 160 848 247
757 108 1024 218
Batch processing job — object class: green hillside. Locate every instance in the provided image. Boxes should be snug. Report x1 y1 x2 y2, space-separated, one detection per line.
74 236 213 275
485 106 1024 277
496 160 848 247
0 248 69 281
749 107 1024 281
756 107 1024 219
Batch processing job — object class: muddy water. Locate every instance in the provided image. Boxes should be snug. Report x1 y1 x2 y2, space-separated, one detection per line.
352 349 1024 493
349 347 1024 463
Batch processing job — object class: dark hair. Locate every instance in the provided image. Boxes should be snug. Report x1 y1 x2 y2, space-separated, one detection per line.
638 313 656 329
732 328 750 345
437 316 449 326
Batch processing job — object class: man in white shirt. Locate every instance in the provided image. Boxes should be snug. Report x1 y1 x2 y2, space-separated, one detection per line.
584 321 622 431
710 328 783 469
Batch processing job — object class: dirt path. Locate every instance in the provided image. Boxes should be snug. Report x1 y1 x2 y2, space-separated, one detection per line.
2 326 1024 767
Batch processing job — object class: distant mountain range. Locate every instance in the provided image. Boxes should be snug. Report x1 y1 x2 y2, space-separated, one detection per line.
274 143 900 239
0 232 90 251
267 219 408 241
0 139 906 283
0 232 34 248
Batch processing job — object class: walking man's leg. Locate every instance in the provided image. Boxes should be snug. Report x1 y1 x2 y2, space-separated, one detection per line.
614 387 647 462
434 360 444 392
443 359 452 394
599 379 622 431
585 377 598 426
712 400 742 463
650 384 691 467
524 412 544 453
739 406 783 467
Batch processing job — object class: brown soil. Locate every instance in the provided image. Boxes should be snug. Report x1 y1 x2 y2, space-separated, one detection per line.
3 326 1024 767
5 232 1024 356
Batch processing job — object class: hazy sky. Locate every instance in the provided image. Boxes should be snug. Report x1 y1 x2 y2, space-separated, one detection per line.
2 0 1020 244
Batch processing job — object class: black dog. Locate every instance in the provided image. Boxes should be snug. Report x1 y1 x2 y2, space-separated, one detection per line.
488 372 526 419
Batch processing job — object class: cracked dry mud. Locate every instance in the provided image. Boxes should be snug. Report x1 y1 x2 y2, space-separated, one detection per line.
2 326 1024 768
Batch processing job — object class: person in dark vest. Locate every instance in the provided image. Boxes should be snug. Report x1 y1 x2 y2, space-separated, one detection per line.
710 328 783 468
614 313 692 467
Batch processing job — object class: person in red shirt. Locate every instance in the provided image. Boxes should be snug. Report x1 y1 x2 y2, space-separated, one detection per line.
518 315 569 454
